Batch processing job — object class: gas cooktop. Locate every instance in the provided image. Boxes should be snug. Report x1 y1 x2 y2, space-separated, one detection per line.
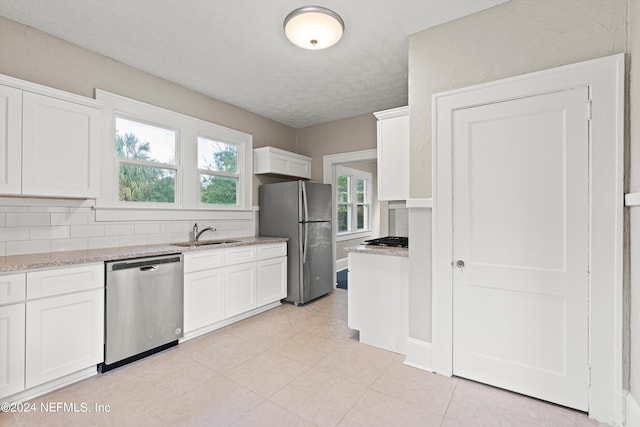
364 236 408 248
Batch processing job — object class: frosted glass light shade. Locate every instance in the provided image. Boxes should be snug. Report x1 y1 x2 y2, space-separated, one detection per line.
284 6 344 50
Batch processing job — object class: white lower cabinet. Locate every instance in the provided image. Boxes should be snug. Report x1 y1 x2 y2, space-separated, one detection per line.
225 263 257 318
182 242 287 338
184 268 225 332
25 288 104 388
257 257 287 306
0 303 26 398
0 264 104 400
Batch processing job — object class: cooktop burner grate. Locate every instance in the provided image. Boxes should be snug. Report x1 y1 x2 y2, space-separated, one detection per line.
364 236 408 248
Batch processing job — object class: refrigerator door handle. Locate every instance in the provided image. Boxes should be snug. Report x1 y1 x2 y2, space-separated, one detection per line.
303 222 309 264
301 181 309 223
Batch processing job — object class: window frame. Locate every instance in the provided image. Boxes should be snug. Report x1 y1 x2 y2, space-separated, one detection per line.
197 135 243 207
337 174 352 233
95 89 253 221
114 114 181 207
335 165 372 240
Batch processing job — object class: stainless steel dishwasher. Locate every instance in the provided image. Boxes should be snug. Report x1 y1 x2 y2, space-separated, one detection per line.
100 254 184 372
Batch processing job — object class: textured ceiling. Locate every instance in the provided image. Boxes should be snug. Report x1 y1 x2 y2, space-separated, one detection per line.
0 0 507 128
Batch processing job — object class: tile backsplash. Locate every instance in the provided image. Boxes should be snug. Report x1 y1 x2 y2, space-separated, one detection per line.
0 200 256 257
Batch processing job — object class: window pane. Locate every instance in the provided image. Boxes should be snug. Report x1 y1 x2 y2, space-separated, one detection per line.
119 163 175 202
357 179 366 203
357 205 366 230
198 137 238 173
338 204 350 232
201 174 238 205
116 117 176 165
337 175 350 203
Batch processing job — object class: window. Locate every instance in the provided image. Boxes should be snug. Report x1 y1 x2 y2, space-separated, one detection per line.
336 166 371 235
116 116 178 204
356 178 369 230
96 89 254 219
198 137 239 205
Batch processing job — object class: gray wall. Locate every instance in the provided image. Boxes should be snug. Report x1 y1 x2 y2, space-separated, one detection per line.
628 0 640 402
296 113 377 182
0 16 298 207
408 0 637 404
408 0 627 199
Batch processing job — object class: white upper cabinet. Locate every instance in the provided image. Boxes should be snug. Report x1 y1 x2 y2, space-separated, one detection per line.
22 92 100 198
0 75 102 199
254 146 311 179
0 85 22 195
374 106 409 201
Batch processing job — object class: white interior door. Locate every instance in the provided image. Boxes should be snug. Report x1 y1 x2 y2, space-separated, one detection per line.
452 87 590 411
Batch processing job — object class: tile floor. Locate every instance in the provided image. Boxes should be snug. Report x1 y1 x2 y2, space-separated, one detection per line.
1 289 602 426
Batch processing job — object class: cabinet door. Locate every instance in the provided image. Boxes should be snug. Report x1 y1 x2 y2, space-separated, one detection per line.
225 263 256 318
256 257 287 306
25 289 104 388
377 110 409 201
22 92 100 198
184 268 225 333
0 304 25 399
0 85 22 195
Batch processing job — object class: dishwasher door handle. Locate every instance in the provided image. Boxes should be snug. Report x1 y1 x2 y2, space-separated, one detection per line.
109 255 182 272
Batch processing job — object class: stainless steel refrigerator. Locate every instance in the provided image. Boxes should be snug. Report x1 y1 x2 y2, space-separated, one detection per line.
259 180 333 305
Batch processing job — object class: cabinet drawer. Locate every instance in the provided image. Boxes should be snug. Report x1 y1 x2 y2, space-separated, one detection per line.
256 243 287 260
184 250 225 273
225 246 256 266
27 264 104 299
0 273 26 305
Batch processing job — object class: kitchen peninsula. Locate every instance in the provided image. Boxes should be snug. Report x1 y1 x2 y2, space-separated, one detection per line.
346 242 408 355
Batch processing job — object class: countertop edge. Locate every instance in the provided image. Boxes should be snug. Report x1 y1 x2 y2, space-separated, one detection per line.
0 236 288 273
345 245 409 257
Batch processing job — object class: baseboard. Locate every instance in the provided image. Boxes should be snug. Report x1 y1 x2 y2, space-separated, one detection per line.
626 392 640 427
336 258 348 271
180 301 281 342
403 337 433 372
4 366 97 404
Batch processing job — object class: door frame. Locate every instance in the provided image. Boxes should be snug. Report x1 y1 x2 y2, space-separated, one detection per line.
323 149 378 285
432 54 624 424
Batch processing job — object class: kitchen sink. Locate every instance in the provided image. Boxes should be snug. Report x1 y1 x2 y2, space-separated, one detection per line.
173 239 240 247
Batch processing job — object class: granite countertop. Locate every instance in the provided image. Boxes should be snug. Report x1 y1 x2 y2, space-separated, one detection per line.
0 236 288 273
345 244 408 257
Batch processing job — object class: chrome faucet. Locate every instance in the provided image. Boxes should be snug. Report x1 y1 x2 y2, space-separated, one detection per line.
192 223 217 241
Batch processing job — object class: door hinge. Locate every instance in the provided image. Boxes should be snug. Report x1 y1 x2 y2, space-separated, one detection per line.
587 365 591 387
586 100 592 121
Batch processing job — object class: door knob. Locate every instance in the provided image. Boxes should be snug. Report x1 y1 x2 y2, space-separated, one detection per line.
456 259 465 268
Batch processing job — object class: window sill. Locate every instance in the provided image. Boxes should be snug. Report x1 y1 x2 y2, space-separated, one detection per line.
93 206 254 222
336 230 372 242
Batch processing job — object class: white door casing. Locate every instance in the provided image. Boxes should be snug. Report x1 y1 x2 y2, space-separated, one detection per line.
452 87 589 410
433 54 624 424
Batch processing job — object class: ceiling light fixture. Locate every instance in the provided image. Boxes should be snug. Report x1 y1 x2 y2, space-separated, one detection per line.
283 5 344 50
